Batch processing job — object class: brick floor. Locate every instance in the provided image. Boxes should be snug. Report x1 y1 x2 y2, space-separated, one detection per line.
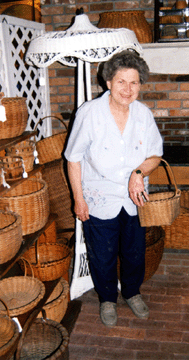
66 250 189 360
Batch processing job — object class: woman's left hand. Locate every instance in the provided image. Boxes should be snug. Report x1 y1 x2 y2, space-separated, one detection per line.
128 171 149 206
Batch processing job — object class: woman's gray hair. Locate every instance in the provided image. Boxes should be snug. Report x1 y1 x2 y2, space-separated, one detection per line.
102 50 149 84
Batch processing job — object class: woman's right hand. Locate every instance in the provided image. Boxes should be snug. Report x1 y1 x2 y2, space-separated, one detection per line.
74 198 89 222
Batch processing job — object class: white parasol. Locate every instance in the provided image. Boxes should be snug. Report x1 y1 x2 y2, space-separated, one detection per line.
26 10 143 299
26 9 143 107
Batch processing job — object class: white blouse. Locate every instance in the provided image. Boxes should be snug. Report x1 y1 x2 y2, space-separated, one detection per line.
64 90 163 219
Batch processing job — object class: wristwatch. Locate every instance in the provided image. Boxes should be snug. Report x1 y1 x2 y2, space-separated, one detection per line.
135 169 145 178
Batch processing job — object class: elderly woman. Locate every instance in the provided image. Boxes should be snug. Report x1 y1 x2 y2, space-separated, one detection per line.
64 50 163 327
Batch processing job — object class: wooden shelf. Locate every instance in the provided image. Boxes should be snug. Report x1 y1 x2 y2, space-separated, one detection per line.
0 130 37 152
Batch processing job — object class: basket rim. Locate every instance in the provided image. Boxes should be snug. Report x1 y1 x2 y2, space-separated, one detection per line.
0 210 22 234
0 178 48 200
0 276 45 315
23 243 71 268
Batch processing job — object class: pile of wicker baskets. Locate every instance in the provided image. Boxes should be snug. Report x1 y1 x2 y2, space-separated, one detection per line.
0 100 71 359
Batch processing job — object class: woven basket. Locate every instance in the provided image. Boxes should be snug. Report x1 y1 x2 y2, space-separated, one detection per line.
0 260 45 317
0 155 24 181
34 116 68 165
0 209 22 264
6 140 36 173
138 159 181 227
0 299 20 360
41 158 75 237
118 226 165 282
37 278 69 322
162 207 189 249
159 15 182 24
38 220 57 244
98 10 152 43
0 178 50 235
0 97 28 139
21 242 71 281
15 309 69 360
180 189 189 208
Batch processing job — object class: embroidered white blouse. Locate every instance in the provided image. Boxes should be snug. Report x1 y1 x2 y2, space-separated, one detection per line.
64 90 163 219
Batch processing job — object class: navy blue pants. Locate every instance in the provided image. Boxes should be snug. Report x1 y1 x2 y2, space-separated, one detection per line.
83 207 146 303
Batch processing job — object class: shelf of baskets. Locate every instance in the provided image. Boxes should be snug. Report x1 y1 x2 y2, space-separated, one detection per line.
155 0 189 42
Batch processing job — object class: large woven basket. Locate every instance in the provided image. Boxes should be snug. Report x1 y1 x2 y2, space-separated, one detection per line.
0 299 20 360
0 178 50 235
0 97 28 139
138 159 181 227
162 207 189 249
118 226 164 283
98 10 152 43
37 278 69 322
6 140 36 173
0 209 22 264
0 264 45 317
21 242 71 281
41 158 75 237
15 309 69 360
34 116 68 164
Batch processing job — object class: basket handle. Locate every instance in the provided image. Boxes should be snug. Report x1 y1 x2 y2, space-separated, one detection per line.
34 115 68 133
0 297 10 318
15 307 46 360
159 158 181 196
19 257 34 278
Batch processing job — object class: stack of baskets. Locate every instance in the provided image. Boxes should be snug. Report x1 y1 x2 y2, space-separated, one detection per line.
5 139 36 174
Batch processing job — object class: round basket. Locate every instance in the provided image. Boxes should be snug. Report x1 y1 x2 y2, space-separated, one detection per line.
0 178 50 235
0 97 28 139
138 159 181 227
0 155 24 181
6 140 36 173
15 309 69 360
34 116 68 165
117 226 165 283
21 242 71 281
0 299 20 360
98 10 152 43
0 269 45 317
0 209 22 264
37 278 69 322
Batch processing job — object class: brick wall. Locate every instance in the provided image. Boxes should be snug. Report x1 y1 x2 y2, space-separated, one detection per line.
41 0 189 146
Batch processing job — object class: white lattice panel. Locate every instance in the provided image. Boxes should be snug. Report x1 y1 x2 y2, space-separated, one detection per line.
0 15 51 139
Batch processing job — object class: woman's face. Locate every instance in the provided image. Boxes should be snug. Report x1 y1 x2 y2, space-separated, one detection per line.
107 68 141 109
